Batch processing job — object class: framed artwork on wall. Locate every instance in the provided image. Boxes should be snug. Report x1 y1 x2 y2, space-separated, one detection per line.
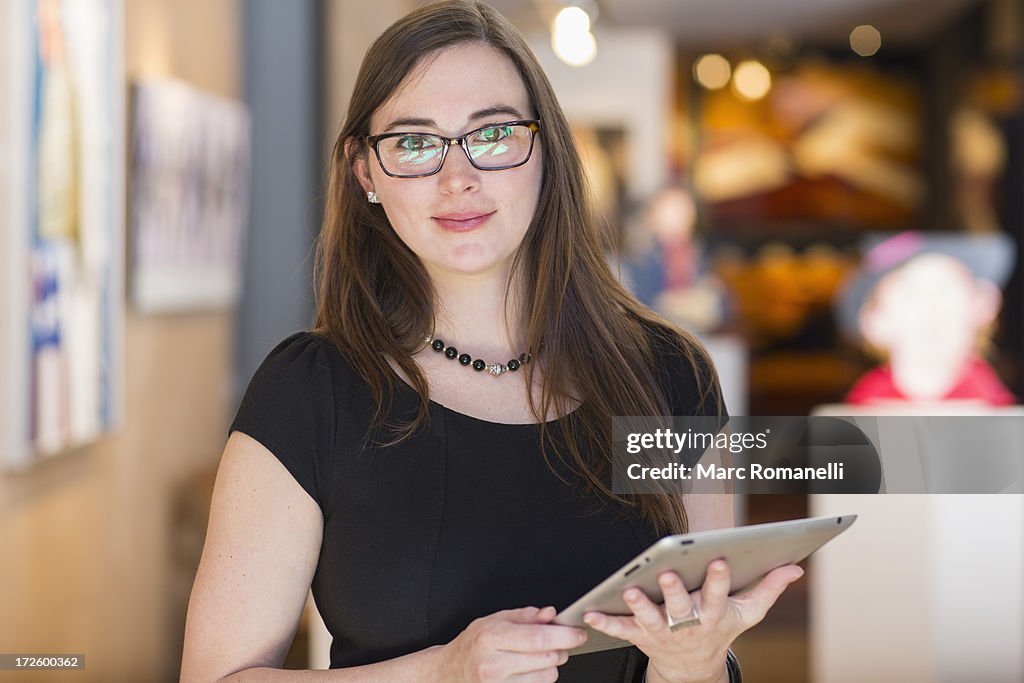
1 0 125 470
129 78 251 313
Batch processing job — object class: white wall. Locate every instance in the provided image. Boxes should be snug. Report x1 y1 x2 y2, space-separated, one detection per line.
929 495 1024 683
528 27 674 202
811 494 1024 683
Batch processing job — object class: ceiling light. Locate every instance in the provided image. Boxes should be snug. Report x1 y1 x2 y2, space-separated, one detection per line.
552 26 597 67
554 6 591 34
694 54 731 90
732 60 772 101
850 25 882 57
551 5 596 67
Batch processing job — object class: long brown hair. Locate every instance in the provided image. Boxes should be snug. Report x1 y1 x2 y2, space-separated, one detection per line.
314 0 722 533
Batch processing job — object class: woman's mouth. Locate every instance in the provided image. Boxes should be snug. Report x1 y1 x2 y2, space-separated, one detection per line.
432 210 496 232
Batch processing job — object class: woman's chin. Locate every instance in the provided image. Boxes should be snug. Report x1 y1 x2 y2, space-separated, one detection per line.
427 253 514 279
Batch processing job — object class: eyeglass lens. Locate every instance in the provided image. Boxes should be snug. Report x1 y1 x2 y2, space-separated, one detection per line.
377 123 534 176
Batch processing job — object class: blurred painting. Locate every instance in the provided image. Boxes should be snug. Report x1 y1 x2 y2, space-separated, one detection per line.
129 78 251 313
694 60 924 229
951 64 1022 235
1 0 125 468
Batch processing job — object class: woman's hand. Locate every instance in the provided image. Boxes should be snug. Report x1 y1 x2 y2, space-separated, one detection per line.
582 560 804 683
435 605 588 683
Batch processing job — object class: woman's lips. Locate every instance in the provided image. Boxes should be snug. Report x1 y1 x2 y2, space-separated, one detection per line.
432 210 495 232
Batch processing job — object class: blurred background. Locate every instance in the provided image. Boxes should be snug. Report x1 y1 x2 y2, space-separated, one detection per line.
1 0 1022 681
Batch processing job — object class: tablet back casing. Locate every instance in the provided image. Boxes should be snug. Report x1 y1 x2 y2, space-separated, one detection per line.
556 514 857 655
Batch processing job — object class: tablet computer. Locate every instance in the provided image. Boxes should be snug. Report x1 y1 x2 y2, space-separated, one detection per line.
555 514 857 655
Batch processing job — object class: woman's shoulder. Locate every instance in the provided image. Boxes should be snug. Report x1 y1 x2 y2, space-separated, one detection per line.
261 329 359 371
245 330 364 406
233 330 356 512
638 317 725 419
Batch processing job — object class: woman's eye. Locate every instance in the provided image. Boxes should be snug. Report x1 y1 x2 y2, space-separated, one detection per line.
474 126 511 143
395 135 434 152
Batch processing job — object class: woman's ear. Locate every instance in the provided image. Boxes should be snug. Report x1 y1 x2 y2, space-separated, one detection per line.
344 137 375 195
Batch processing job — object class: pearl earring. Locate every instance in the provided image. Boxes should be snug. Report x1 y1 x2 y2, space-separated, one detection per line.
367 191 380 204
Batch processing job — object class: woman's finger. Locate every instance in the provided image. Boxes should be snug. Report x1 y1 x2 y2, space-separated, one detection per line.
699 559 732 622
504 606 555 624
477 650 562 682
623 587 668 632
658 571 698 631
583 610 644 642
493 621 588 653
509 668 561 683
503 649 570 673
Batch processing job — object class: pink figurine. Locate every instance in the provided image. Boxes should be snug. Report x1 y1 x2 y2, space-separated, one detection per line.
836 231 1017 406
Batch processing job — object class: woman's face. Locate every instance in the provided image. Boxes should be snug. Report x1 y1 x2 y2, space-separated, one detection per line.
354 43 543 281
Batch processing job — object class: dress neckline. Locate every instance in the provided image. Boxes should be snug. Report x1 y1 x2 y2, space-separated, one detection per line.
385 359 579 427
428 395 580 428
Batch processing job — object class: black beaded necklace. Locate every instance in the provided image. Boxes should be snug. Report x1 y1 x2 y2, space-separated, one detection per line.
422 333 534 377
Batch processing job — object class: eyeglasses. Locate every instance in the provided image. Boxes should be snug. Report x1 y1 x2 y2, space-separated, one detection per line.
366 120 541 178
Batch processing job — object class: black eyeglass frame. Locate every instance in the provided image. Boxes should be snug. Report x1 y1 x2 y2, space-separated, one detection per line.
365 119 541 178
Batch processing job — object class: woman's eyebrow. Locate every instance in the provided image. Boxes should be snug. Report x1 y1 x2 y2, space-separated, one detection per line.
467 105 524 122
382 116 435 131
381 105 526 132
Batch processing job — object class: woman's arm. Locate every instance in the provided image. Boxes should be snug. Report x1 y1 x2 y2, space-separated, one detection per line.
181 433 450 682
181 432 582 682
180 431 326 680
681 446 735 533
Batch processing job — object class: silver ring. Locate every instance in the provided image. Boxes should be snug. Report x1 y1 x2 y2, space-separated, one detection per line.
666 604 701 631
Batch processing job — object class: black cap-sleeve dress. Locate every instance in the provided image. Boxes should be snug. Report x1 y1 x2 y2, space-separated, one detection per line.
230 330 725 682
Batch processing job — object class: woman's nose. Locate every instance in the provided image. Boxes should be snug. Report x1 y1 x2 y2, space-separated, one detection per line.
436 141 481 194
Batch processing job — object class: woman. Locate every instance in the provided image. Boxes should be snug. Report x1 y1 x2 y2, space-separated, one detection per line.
181 2 802 681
